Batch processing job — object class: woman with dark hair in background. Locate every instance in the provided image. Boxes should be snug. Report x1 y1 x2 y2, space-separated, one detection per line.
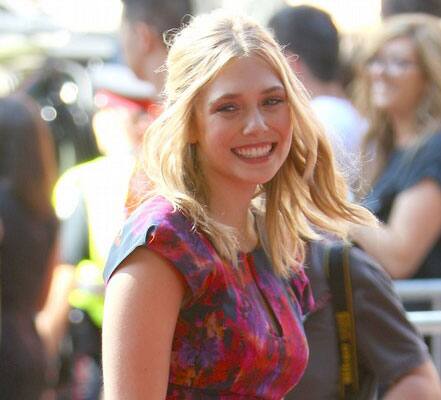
0 94 59 399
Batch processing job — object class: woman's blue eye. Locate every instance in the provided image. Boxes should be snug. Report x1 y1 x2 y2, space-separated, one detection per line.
264 98 284 106
217 104 237 113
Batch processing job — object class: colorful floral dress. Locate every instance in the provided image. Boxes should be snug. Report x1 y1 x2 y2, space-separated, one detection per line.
104 196 313 399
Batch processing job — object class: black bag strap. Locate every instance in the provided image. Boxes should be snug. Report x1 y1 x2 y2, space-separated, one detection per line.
325 243 359 399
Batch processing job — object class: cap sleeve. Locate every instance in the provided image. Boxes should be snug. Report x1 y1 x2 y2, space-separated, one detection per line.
103 197 216 304
289 267 315 316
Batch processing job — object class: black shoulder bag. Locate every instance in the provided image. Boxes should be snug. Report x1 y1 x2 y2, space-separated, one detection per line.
325 243 359 400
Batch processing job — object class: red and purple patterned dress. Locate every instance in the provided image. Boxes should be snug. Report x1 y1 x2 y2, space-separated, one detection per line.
104 196 313 399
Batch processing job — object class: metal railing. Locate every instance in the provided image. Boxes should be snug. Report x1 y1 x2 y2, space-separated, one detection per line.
394 279 441 372
394 279 441 308
407 311 441 335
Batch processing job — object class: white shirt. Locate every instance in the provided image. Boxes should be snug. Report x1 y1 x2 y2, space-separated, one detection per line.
311 96 367 190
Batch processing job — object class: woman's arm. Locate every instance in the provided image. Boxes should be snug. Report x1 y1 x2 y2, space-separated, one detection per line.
102 247 186 400
36 238 60 312
351 179 441 278
35 243 75 361
383 360 441 399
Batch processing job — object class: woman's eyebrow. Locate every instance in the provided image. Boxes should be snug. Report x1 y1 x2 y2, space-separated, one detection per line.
208 85 286 107
208 93 239 107
261 85 285 94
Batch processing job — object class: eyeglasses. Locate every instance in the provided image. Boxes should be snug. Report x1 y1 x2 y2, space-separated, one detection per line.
366 56 419 75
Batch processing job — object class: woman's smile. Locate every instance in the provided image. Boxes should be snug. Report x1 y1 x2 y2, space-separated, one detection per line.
231 142 275 160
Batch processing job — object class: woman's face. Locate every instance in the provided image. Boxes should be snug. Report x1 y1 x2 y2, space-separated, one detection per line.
367 37 427 117
194 55 292 195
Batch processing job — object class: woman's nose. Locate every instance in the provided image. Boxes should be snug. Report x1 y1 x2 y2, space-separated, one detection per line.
243 108 268 135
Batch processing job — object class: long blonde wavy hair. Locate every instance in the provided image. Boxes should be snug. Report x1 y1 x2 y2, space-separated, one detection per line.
140 10 375 276
355 14 441 189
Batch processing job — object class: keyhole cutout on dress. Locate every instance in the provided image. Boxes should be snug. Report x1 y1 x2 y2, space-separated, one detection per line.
244 254 283 337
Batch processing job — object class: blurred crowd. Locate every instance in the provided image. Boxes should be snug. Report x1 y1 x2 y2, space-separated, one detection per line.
1 0 441 399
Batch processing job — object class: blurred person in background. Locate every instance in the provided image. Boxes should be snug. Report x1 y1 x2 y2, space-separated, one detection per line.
268 5 367 192
119 0 194 213
53 64 154 400
350 14 441 285
382 0 441 18
0 93 59 399
120 0 193 94
53 2 194 397
285 239 441 399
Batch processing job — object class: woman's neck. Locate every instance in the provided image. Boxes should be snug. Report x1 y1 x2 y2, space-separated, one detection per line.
390 112 418 148
208 189 258 253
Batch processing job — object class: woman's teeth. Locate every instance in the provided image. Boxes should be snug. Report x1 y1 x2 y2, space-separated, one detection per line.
233 144 272 158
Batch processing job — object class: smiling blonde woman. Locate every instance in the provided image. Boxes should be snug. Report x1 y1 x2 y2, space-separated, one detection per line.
102 10 375 399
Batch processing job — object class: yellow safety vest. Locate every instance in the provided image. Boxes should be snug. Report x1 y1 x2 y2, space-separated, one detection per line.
54 155 134 327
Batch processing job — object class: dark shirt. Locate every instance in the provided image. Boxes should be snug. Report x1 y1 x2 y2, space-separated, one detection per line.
363 132 441 279
286 241 429 400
